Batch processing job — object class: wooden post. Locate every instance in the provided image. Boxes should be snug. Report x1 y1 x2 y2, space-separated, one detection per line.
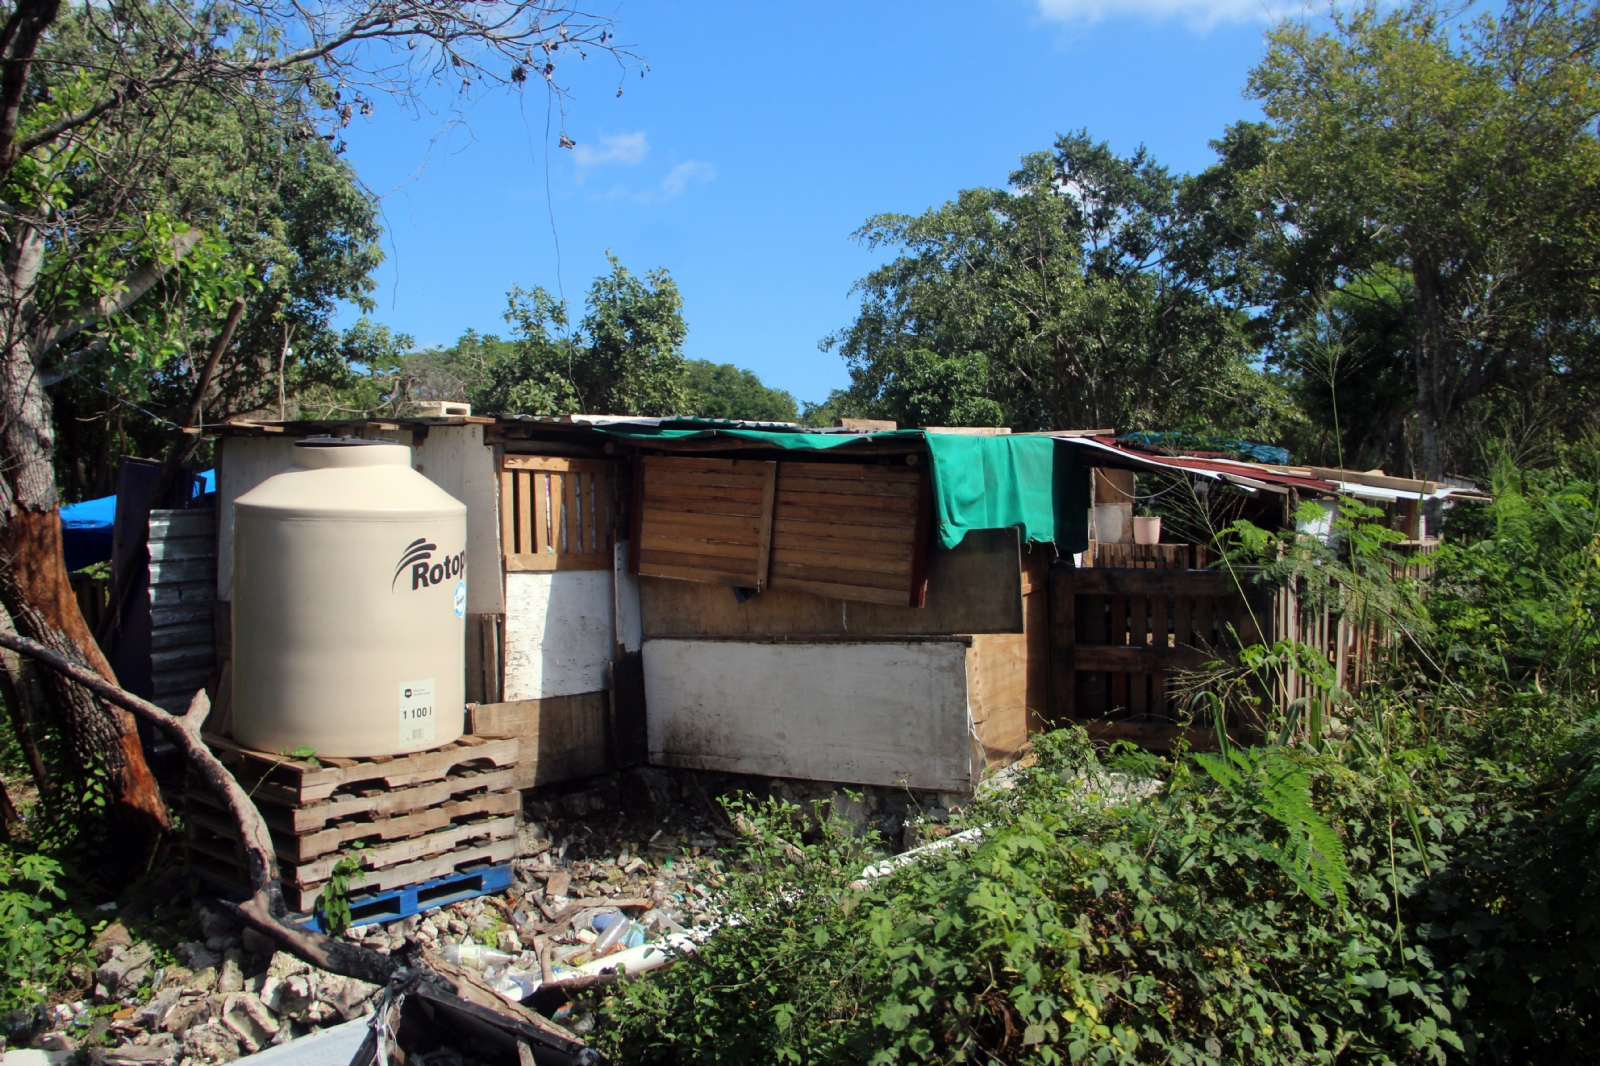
1048 558 1076 723
754 461 777 592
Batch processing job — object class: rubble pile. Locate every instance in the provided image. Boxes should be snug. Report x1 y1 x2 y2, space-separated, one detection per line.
25 908 382 1066
4 763 955 1064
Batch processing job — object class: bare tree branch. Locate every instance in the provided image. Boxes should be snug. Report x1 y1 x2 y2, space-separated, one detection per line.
0 626 402 985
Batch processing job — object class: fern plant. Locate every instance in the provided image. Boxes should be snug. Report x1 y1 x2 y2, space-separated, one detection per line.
1194 743 1350 909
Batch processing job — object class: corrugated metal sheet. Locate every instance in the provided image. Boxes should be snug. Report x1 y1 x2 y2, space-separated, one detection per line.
148 508 216 714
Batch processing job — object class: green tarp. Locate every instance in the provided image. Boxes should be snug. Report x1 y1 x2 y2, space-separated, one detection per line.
592 422 1089 553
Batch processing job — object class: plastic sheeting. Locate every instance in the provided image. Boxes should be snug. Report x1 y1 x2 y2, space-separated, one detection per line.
60 469 215 573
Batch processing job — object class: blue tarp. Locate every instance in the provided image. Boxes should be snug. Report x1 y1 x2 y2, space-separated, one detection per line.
61 469 214 572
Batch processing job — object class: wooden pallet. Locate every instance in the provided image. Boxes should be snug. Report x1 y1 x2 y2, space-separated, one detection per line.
192 838 520 913
259 766 518 834
188 809 518 883
203 733 519 805
187 787 522 863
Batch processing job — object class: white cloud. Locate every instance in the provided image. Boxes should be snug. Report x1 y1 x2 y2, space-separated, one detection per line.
572 131 648 168
658 160 717 199
1035 0 1301 29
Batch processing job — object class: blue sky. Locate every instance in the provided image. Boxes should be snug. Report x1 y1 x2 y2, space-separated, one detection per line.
338 0 1291 407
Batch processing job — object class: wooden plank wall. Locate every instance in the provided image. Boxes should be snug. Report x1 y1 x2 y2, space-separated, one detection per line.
636 527 1024 637
501 455 623 572
767 461 927 606
967 543 1053 766
633 456 931 606
635 457 775 587
469 693 609 789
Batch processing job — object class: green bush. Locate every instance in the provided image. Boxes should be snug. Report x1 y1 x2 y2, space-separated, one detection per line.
0 847 88 1012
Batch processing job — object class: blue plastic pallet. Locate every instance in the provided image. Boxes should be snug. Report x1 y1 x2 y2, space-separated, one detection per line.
189 860 514 933
298 861 515 932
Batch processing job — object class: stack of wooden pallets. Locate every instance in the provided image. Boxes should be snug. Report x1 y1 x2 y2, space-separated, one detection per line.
186 734 521 915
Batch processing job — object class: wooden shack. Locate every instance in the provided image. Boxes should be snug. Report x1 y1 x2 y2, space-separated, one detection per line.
207 417 1091 796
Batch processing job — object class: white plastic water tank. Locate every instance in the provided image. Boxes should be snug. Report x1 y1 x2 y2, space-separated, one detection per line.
231 437 467 757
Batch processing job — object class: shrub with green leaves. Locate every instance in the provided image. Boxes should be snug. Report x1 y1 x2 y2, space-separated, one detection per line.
0 847 88 1012
601 733 1473 1064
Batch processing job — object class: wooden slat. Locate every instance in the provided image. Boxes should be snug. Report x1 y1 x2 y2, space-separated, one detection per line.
642 456 754 475
768 544 913 575
565 471 579 554
641 562 761 587
515 471 533 556
640 535 760 562
642 505 762 531
504 553 612 572
640 549 758 580
770 501 920 530
500 471 517 556
764 577 911 606
778 460 918 481
1074 569 1240 597
642 498 766 521
772 517 916 545
204 734 519 805
769 530 911 560
645 469 772 490
640 519 761 545
774 475 920 497
775 490 918 514
502 455 612 474
645 482 766 505
768 561 910 593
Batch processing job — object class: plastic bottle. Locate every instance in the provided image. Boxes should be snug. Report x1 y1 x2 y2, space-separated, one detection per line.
441 942 516 969
590 914 631 956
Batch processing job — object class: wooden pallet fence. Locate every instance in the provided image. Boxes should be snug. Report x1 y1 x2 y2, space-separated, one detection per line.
1050 564 1267 742
1089 542 1209 570
632 455 931 606
500 455 624 572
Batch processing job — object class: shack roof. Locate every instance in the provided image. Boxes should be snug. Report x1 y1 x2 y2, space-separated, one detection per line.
211 416 1093 552
1052 434 1489 503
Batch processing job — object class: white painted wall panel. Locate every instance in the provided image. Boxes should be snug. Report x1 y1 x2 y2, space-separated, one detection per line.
412 425 503 614
503 570 615 699
643 639 976 792
216 437 298 600
614 540 642 654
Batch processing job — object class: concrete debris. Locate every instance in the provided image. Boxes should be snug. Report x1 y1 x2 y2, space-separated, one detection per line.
93 944 155 1001
17 765 967 1062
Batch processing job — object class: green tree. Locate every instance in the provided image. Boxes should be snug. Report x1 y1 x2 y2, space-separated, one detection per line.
477 255 689 417
1248 0 1600 482
828 134 1287 437
0 0 628 832
683 360 798 422
49 116 388 497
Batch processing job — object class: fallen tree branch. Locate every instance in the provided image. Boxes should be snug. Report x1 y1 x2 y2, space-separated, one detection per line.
0 628 402 986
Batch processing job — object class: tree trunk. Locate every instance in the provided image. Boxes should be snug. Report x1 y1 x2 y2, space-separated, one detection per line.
0 323 168 832
1411 258 1450 532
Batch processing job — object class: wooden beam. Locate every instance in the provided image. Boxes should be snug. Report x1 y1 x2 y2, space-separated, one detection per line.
1074 569 1246 597
755 461 777 591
